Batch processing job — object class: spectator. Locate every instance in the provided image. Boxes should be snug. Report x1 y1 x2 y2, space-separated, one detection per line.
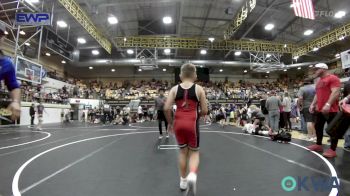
235 106 241 125
218 105 226 127
148 106 155 121
278 94 285 129
29 103 35 128
138 105 143 121
61 109 65 124
36 102 45 130
282 92 292 131
240 106 248 126
114 115 124 125
121 108 130 125
308 63 341 158
62 85 67 94
155 88 168 139
249 105 272 135
260 94 269 125
143 105 148 121
298 79 316 141
225 104 231 125
266 91 282 133
116 106 121 115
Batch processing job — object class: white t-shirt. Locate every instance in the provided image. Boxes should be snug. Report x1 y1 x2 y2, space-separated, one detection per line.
138 106 143 114
247 108 253 119
282 97 292 112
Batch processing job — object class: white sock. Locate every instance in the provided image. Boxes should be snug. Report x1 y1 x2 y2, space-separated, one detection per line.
187 172 197 179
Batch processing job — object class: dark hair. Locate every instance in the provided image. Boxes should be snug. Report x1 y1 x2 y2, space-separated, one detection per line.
303 78 313 84
159 88 165 92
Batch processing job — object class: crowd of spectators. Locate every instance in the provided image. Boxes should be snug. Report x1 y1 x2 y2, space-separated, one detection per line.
20 81 70 104
77 79 297 101
16 77 306 104
14 66 350 104
86 105 155 125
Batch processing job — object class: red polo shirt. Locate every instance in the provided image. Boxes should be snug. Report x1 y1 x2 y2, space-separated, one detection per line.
315 74 340 112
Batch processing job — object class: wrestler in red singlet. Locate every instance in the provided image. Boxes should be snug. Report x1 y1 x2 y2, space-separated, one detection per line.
164 63 208 195
174 83 200 150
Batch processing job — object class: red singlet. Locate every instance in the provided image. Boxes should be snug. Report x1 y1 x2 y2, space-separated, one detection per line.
174 84 200 150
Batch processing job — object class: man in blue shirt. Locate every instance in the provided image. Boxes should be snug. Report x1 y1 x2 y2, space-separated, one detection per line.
0 23 21 121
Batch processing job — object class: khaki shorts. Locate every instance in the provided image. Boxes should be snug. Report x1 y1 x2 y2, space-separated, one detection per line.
38 114 43 122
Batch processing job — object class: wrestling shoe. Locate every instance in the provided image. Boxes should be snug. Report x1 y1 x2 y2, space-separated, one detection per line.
180 177 187 191
186 172 197 196
166 133 169 139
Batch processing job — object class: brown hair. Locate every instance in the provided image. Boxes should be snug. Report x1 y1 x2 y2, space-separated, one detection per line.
180 63 196 78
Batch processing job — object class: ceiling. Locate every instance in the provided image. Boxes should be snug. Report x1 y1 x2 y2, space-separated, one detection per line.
0 0 349 76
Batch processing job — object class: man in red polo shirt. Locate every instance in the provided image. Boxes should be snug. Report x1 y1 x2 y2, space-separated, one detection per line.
308 63 341 158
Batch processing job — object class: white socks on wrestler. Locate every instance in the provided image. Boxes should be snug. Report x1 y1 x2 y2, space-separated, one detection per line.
187 172 197 183
180 172 197 191
180 177 188 190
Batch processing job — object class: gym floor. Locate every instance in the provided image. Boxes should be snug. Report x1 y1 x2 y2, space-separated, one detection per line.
0 122 349 196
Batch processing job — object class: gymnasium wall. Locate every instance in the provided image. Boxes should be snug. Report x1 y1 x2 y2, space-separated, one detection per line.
85 76 174 84
20 102 70 126
68 66 175 81
82 75 278 84
68 65 283 83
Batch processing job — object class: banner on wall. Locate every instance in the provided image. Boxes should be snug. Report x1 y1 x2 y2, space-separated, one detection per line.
208 99 260 105
69 98 102 109
105 100 130 105
105 99 260 106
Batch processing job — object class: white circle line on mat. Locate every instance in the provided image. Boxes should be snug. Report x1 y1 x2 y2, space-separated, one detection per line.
0 131 51 150
205 131 339 196
12 130 337 196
